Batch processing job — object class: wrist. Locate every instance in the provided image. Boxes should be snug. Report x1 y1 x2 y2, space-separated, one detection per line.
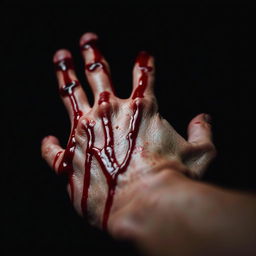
108 160 190 238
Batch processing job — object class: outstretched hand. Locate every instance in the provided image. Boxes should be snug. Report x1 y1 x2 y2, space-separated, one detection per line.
41 32 216 230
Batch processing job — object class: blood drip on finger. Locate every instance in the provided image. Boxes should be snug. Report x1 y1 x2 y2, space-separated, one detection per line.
53 43 151 230
81 39 114 92
132 51 153 99
53 58 83 202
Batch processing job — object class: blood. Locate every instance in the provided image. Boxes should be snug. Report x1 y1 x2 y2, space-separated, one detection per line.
53 151 62 171
53 57 83 202
132 51 152 99
53 41 150 230
81 119 95 218
81 40 115 92
98 91 110 105
81 100 142 229
82 40 109 75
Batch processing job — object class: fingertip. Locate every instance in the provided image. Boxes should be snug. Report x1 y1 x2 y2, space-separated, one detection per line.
188 113 210 128
194 113 205 121
133 51 154 80
187 113 213 143
135 51 154 68
53 49 72 63
41 135 59 146
41 135 63 169
132 51 155 96
41 135 50 145
79 32 99 47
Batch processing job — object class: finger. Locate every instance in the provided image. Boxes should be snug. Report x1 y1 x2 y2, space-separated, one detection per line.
41 135 64 173
186 114 216 177
54 49 90 121
131 51 155 99
187 113 213 146
80 32 114 100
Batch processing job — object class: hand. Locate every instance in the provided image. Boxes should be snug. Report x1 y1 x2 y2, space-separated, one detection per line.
41 32 216 230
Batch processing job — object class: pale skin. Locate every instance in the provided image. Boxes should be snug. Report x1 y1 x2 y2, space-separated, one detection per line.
41 32 256 256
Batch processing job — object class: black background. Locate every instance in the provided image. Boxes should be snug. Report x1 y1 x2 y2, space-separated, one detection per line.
3 5 254 254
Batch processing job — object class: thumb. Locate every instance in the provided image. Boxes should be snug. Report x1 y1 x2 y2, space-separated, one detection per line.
186 113 216 177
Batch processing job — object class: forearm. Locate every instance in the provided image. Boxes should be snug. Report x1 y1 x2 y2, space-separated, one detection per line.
109 166 256 256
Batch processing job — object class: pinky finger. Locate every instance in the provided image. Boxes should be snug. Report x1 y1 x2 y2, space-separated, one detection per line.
41 135 64 173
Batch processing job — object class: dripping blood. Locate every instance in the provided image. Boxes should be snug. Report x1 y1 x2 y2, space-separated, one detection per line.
53 42 150 230
81 39 114 92
132 51 152 99
53 57 83 202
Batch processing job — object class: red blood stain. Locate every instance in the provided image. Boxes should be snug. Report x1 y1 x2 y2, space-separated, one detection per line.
98 91 110 105
132 51 152 99
53 57 83 202
53 42 147 230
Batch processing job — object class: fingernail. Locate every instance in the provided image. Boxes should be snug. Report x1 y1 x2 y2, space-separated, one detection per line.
53 49 72 63
80 32 98 47
204 114 212 123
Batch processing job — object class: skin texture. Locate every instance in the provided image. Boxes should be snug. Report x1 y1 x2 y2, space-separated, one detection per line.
110 169 256 256
41 33 256 256
41 32 216 227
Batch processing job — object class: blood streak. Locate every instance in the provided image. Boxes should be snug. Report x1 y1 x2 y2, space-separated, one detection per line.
132 51 152 99
81 40 114 92
53 57 83 202
80 41 152 229
54 41 151 230
98 91 110 105
81 40 107 74
53 151 62 171
81 99 142 230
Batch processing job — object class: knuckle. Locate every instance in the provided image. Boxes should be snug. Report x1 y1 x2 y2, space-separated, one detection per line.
206 143 217 159
85 60 109 75
76 116 87 136
202 142 217 156
180 141 217 162
95 95 118 116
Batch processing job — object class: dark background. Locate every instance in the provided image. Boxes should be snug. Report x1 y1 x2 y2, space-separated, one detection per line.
3 5 254 254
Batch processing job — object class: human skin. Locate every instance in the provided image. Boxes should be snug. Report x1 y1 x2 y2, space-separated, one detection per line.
41 32 256 255
110 169 256 256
